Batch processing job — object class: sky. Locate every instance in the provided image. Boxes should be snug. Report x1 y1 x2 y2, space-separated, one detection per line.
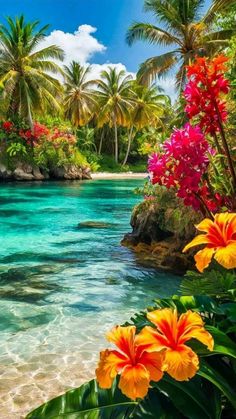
0 0 212 99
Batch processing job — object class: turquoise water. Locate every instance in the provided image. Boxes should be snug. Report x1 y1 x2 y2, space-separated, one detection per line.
0 179 180 417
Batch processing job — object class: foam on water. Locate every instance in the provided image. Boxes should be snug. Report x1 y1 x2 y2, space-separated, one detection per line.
0 179 180 418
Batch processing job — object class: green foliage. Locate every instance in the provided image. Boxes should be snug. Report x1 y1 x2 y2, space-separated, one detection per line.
27 378 137 419
37 115 72 130
64 62 97 127
6 142 27 158
126 0 236 90
181 270 236 298
0 119 90 173
0 16 63 122
77 126 97 152
27 292 236 418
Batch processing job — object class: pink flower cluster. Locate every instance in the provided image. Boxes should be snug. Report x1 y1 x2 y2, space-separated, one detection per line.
148 124 214 210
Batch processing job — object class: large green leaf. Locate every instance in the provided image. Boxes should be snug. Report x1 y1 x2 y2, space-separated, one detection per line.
131 388 183 418
26 378 188 419
26 379 137 419
154 375 221 419
206 326 236 358
198 360 236 410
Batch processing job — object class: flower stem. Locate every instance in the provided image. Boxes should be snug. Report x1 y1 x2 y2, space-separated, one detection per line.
212 98 236 192
194 192 213 219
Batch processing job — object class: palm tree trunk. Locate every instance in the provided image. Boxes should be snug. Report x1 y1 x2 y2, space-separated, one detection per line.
114 118 118 163
26 97 34 152
28 110 33 131
122 126 134 166
98 128 104 155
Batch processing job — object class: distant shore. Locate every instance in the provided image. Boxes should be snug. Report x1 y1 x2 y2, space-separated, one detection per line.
91 172 148 179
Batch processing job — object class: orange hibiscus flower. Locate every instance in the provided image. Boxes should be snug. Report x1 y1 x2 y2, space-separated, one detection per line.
137 308 214 381
96 325 164 400
183 213 236 272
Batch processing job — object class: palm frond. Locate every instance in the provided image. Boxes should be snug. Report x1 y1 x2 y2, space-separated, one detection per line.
126 22 182 47
137 51 178 85
203 0 236 24
29 45 64 62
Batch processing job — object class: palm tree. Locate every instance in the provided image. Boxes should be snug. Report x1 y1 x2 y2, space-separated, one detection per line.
127 0 236 90
0 16 64 128
96 67 133 163
122 83 169 166
64 62 97 127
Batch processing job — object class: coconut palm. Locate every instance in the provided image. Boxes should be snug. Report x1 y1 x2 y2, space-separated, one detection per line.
64 62 97 127
127 0 236 90
0 16 64 128
122 83 169 166
96 67 134 163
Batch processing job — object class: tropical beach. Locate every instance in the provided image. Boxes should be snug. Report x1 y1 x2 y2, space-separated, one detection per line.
0 1 236 418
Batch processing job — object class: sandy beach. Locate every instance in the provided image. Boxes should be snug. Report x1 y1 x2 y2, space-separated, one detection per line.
91 172 148 179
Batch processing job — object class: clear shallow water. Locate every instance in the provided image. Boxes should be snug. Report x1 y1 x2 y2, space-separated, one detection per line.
0 179 180 418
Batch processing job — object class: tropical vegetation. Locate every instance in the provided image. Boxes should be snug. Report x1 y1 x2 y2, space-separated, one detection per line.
0 1 236 417
127 0 236 90
0 16 63 127
0 16 170 175
28 49 236 419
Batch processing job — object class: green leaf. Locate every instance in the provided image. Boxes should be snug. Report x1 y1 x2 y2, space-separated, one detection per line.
180 270 236 298
206 325 236 358
198 360 236 410
131 388 183 418
26 379 137 418
153 375 220 419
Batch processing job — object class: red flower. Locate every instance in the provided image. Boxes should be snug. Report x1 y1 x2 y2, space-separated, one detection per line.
33 122 49 138
184 55 229 135
2 121 13 131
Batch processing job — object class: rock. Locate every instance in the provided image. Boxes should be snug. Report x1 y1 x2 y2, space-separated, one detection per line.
13 168 35 181
123 202 173 245
50 166 66 179
32 167 44 180
78 221 116 229
82 167 92 180
121 200 200 275
21 163 33 174
41 169 50 180
50 165 91 180
64 165 82 180
0 164 12 180
0 161 91 182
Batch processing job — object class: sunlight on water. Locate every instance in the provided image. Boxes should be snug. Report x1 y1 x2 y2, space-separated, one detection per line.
0 179 180 418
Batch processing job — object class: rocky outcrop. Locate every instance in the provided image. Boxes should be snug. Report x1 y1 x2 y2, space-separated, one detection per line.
50 165 91 180
0 162 91 182
121 200 201 275
0 163 13 180
13 167 35 181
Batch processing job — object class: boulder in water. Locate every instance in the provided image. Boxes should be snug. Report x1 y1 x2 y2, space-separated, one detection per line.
121 200 200 275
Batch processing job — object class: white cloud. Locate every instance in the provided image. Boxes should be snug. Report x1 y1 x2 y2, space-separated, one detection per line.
88 63 135 81
39 24 106 67
38 25 177 102
157 76 177 103
38 24 135 83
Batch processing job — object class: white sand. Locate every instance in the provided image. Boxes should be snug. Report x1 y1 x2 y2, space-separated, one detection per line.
91 172 148 179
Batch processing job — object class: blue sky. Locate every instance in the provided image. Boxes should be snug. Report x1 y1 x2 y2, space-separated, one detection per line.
0 0 212 97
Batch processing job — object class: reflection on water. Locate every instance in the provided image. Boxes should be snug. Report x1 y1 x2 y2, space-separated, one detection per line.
0 180 180 418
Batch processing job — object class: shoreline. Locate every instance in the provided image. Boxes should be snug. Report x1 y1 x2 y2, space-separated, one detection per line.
91 172 148 180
